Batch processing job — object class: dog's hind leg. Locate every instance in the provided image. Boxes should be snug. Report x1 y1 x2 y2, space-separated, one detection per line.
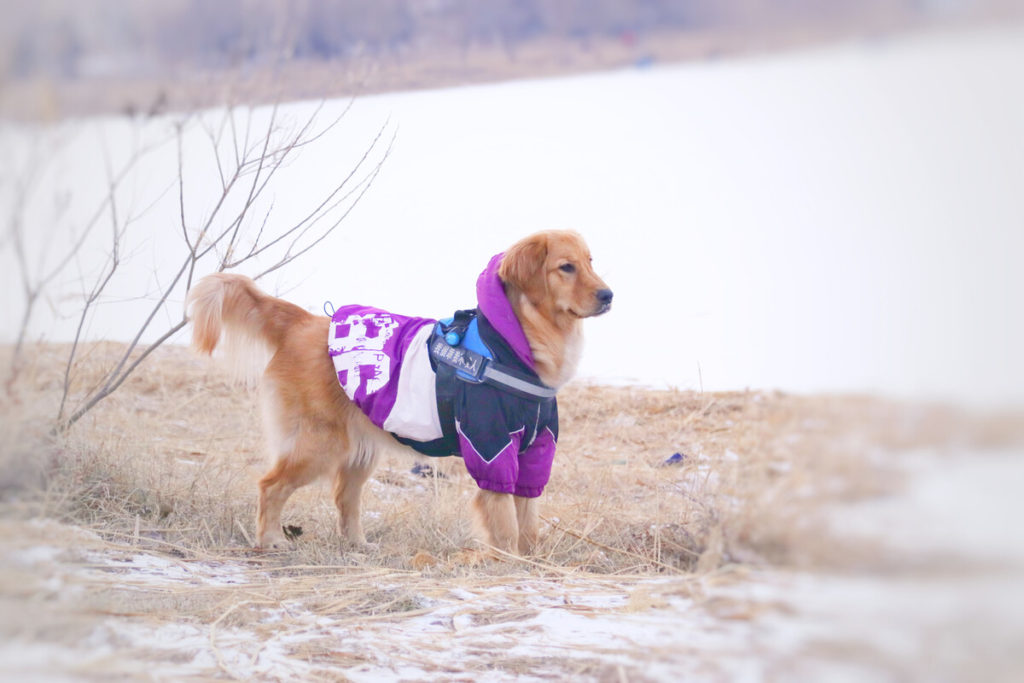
332 440 378 547
255 381 312 549
257 381 341 550
514 495 540 555
256 455 317 549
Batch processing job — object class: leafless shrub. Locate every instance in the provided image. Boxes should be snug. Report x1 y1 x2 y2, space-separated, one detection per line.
2 100 393 433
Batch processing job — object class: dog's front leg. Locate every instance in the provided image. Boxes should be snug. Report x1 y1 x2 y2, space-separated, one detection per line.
514 495 539 555
471 489 519 555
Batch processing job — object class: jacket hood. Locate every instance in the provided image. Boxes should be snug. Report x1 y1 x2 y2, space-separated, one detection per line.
476 252 536 372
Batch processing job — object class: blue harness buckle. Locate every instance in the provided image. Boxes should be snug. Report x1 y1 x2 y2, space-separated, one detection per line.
429 310 557 401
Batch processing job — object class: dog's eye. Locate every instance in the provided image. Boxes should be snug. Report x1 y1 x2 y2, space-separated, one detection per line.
559 263 576 274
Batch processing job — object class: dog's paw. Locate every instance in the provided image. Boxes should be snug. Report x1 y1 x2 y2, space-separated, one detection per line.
257 530 295 551
257 542 292 552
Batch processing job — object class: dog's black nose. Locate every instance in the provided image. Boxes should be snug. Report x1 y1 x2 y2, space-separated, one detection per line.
596 289 614 305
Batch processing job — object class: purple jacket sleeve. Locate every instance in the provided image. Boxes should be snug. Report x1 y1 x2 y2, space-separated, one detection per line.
455 385 558 499
458 423 524 495
458 422 556 498
513 426 556 498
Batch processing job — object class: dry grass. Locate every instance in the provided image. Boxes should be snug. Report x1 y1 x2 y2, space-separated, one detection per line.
3 342 1021 679
5 340 1007 581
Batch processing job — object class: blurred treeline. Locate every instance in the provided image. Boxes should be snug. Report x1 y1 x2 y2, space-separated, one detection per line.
1 0 979 80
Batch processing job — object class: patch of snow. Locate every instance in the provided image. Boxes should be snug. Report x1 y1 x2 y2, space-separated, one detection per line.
10 545 64 567
81 550 252 586
831 449 1024 564
0 640 116 683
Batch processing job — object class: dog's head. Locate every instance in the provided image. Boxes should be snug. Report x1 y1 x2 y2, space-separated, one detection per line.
499 231 612 322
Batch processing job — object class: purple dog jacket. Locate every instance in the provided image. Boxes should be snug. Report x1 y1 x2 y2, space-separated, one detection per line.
327 254 558 498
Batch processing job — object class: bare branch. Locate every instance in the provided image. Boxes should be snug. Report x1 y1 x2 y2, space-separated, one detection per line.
5 125 168 387
230 118 394 269
21 97 391 433
223 104 280 266
202 110 229 191
59 319 190 432
177 122 192 252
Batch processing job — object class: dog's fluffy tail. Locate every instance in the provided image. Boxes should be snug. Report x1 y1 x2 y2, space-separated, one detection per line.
187 273 312 384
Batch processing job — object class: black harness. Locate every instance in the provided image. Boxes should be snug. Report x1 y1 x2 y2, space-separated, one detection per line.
392 309 555 457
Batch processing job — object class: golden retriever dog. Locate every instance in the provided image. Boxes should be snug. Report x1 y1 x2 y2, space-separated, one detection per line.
187 230 611 555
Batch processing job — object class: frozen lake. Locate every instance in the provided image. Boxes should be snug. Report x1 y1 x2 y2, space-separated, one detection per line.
3 24 1023 406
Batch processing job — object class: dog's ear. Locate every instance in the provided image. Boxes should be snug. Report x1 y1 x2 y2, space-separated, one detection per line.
499 233 548 291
